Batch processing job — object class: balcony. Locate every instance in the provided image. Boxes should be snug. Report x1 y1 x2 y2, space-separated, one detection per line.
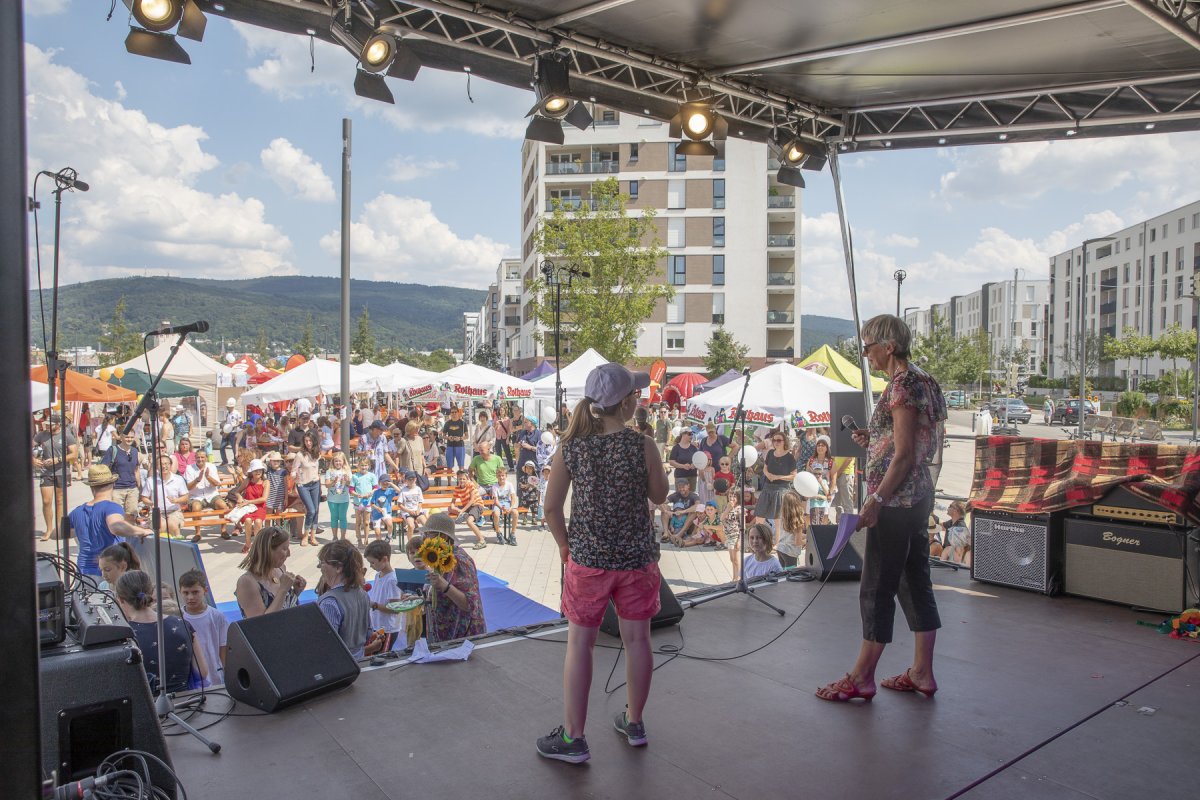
503 316 520 326
766 348 795 359
545 198 600 211
1100 301 1117 315
767 310 795 325
768 234 796 247
767 272 795 286
545 161 619 175
767 195 796 208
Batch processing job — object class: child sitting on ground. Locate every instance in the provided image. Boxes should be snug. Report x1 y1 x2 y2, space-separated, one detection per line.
178 569 228 687
697 501 723 547
742 523 783 579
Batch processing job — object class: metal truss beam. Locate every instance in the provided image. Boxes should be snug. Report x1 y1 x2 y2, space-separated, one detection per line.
1124 0 1200 49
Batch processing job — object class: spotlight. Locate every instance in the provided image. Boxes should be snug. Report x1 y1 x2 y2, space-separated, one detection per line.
524 54 592 144
771 131 827 187
359 32 421 81
353 71 394 105
777 166 805 188
124 0 206 64
668 100 727 157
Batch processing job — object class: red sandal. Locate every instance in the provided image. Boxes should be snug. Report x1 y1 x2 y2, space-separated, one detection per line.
881 669 937 697
815 674 876 703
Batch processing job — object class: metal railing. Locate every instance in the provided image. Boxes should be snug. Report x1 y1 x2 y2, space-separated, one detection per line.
767 234 796 247
767 272 795 286
545 197 600 211
767 195 795 208
766 310 795 324
766 347 794 358
545 161 618 175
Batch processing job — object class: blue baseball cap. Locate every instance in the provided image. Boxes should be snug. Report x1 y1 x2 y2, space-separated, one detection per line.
584 363 650 408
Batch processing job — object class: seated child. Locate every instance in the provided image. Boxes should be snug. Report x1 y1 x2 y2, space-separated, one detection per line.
369 475 398 541
742 522 783 579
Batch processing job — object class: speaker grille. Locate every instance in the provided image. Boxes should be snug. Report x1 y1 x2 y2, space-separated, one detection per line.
1064 517 1188 612
972 512 1055 593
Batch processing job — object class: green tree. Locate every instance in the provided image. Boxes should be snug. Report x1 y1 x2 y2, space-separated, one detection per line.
949 330 991 389
351 306 376 364
835 336 861 364
530 177 671 365
471 343 503 371
1154 323 1196 397
702 328 749 377
1056 330 1105 387
98 296 142 366
415 349 456 372
255 328 271 364
296 313 316 358
911 311 959 385
1104 327 1153 386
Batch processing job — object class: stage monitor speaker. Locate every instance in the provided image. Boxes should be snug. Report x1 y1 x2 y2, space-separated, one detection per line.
806 523 866 580
828 391 867 460
39 642 175 792
971 509 1063 594
599 578 684 637
1063 517 1199 613
224 603 361 713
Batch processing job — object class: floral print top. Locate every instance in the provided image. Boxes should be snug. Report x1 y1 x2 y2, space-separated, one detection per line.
428 545 487 642
865 366 947 508
561 427 657 571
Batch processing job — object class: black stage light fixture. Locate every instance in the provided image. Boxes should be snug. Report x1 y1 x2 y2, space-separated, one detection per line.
360 31 421 82
353 71 395 104
124 0 205 64
525 54 592 144
669 100 727 157
777 165 806 188
772 131 827 187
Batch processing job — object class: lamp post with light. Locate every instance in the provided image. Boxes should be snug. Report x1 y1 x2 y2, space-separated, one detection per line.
1078 236 1116 440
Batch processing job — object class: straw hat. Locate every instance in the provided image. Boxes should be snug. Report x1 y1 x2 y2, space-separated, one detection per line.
83 464 118 487
418 513 457 544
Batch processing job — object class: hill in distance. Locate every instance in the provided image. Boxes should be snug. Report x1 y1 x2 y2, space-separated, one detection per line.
800 314 857 354
31 275 488 355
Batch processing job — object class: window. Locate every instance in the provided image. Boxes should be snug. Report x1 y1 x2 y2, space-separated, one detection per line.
667 180 685 209
712 255 725 286
713 141 725 172
1163 280 1169 301
1163 223 1169 238
668 142 687 172
1179 275 1186 298
1026 285 1034 301
1175 304 1183 324
598 108 618 125
629 180 638 201
1125 236 1132 249
666 333 685 350
1150 227 1157 242
1180 218 1186 234
713 179 725 209
1030 321 1037 338
669 255 686 285
1122 312 1128 328
713 216 725 247
1139 231 1144 246
667 217 685 248
1162 306 1168 328
1122 288 1129 306
666 295 684 323
1193 212 1199 229
629 143 639 162
712 293 725 324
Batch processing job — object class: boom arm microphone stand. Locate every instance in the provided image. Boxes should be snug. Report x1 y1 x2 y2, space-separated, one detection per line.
688 368 785 616
121 330 221 754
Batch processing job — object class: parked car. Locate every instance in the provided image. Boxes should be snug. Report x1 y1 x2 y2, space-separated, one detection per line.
989 397 1031 424
1045 398 1099 425
945 390 969 409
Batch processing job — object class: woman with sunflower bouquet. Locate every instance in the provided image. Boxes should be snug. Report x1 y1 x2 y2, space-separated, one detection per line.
410 513 485 643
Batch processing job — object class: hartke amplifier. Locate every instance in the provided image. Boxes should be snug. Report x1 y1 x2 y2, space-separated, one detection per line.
600 578 684 637
971 509 1063 595
224 603 361 713
1063 517 1199 613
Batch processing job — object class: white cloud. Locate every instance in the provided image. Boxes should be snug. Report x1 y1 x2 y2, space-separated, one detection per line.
234 23 531 139
260 138 335 201
114 80 126 101
26 0 69 15
884 233 919 248
388 155 458 182
319 193 510 286
24 44 293 282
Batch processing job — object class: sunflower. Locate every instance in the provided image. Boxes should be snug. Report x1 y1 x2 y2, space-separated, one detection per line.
417 542 441 569
437 552 457 573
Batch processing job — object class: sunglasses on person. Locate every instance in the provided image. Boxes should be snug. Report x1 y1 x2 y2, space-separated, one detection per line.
862 341 881 355
772 437 784 443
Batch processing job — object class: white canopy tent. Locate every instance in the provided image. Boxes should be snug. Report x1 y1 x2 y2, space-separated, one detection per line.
531 348 609 401
685 362 849 432
110 339 237 432
378 361 439 394
30 381 49 411
398 362 534 403
239 358 383 404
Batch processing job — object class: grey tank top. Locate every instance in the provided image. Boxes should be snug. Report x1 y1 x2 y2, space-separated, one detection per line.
324 586 371 656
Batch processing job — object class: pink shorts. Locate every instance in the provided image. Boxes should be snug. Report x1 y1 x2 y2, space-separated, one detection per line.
561 558 661 628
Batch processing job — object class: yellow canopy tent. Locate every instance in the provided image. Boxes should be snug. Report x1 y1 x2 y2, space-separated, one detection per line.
797 344 888 393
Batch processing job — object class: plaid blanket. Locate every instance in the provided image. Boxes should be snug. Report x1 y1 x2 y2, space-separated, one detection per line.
970 436 1200 525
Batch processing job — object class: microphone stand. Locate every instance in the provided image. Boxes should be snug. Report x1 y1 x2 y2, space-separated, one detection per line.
688 370 785 616
124 331 221 754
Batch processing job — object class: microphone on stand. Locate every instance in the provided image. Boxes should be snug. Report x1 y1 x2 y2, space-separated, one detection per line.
147 320 210 337
40 168 89 192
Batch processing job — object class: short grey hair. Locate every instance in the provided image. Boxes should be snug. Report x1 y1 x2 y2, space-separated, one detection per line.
862 314 912 359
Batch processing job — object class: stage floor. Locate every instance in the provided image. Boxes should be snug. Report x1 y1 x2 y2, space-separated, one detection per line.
167 568 1198 800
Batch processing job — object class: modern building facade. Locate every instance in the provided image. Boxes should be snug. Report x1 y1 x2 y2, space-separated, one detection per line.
505 108 800 376
1048 199 1200 385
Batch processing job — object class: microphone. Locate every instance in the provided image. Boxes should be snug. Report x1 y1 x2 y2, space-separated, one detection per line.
62 175 89 192
148 320 210 337
742 366 751 376
41 168 89 192
841 414 859 432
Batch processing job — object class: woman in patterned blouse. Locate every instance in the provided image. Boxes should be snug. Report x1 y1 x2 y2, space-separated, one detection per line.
817 314 947 704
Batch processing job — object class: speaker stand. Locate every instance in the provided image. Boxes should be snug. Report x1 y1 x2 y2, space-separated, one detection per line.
157 692 221 754
929 557 961 571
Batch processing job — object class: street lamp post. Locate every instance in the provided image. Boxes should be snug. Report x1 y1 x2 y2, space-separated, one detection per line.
893 270 907 316
1078 236 1115 440
542 259 592 418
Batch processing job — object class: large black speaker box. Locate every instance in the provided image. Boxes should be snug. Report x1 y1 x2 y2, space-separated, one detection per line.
971 509 1063 595
1063 516 1199 613
39 642 174 793
806 523 866 580
224 603 361 713
828 391 868 460
599 577 684 637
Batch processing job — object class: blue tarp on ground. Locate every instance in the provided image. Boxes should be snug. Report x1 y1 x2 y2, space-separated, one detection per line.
215 569 559 631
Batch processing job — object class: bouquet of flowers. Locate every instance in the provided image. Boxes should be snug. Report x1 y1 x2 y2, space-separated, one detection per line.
416 536 457 576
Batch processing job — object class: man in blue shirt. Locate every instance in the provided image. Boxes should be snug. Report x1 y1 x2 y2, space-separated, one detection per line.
171 405 192 450
69 465 152 576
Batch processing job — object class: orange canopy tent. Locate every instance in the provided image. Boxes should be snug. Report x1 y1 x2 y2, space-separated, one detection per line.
30 366 137 403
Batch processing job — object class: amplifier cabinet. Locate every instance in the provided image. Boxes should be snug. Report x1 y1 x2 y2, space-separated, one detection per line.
1064 517 1199 613
971 509 1064 595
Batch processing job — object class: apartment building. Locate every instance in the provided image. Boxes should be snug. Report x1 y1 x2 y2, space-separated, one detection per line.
1048 199 1200 384
462 311 481 364
505 109 800 376
469 258 524 369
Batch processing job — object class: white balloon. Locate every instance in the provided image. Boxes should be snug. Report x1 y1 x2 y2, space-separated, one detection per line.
671 426 683 438
543 407 557 425
793 471 821 497
740 445 758 467
540 431 554 446
691 450 709 469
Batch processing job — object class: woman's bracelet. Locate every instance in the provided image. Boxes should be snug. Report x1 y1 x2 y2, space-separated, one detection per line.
442 582 454 594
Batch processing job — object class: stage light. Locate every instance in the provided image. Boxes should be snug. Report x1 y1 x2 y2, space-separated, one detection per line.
361 33 395 73
771 132 826 186
777 166 805 188
669 100 727 158
524 54 592 143
354 71 394 104
124 0 206 64
132 0 181 31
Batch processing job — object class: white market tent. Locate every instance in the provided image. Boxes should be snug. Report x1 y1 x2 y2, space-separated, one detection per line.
419 362 535 402
110 339 236 432
30 381 49 411
686 362 850 431
531 348 609 401
379 361 438 394
239 358 383 404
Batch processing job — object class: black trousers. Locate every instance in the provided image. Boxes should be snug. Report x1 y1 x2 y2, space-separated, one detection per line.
859 495 940 644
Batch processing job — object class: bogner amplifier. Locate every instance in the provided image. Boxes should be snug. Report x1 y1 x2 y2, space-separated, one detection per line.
1084 484 1185 527
1064 517 1199 613
971 509 1064 595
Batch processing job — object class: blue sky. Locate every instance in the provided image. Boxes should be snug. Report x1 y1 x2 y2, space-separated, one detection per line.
23 2 1200 320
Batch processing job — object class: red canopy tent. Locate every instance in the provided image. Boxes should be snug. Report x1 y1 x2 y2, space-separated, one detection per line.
666 372 708 401
229 355 280 385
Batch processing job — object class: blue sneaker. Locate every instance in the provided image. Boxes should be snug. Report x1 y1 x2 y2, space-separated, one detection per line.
613 710 647 746
536 725 590 764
